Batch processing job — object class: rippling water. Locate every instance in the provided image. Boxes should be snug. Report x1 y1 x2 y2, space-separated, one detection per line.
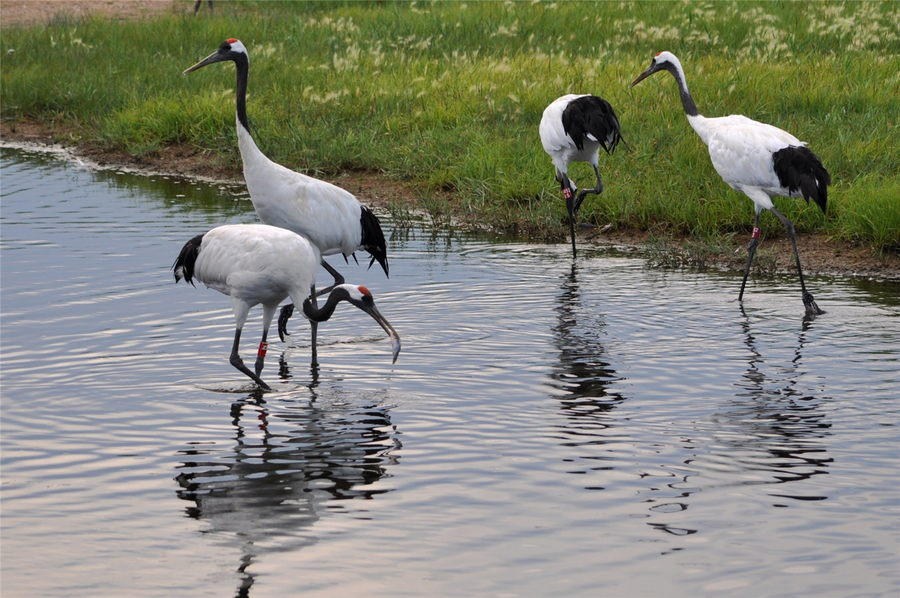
2 147 898 597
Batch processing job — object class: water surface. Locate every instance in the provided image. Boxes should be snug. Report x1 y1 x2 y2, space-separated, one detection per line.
2 147 898 597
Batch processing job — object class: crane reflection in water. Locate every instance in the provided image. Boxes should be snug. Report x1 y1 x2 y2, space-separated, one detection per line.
650 312 834 539
174 389 400 597
718 311 833 500
547 263 627 487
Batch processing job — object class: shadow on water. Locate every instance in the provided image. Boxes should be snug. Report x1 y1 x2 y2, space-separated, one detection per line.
174 388 399 597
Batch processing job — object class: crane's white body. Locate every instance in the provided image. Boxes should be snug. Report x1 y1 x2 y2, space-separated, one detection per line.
540 94 603 185
687 113 805 214
185 224 319 328
236 121 364 258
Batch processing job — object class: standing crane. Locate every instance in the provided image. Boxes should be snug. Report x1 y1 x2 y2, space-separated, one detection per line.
183 39 390 350
192 0 213 16
539 94 626 258
630 52 829 315
173 224 400 390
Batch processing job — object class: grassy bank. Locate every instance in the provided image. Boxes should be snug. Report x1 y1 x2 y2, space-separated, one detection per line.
2 1 899 251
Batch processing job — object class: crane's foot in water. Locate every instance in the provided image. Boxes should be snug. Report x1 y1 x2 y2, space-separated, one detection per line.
803 292 824 316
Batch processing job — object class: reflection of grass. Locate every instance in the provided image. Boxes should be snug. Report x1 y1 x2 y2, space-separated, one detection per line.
1 1 898 251
754 249 779 277
645 232 735 271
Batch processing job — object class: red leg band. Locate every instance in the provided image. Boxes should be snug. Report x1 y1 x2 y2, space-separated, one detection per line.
257 342 268 358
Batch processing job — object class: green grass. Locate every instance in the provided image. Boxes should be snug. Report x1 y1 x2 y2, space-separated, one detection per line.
2 0 899 251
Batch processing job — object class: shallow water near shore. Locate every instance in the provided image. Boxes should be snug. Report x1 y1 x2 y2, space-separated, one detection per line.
2 146 898 597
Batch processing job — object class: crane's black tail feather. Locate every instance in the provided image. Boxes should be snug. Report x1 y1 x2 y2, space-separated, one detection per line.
773 145 831 215
173 233 204 286
360 206 389 278
561 95 627 155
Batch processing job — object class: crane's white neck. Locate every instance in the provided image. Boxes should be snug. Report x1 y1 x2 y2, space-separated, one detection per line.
686 113 713 146
236 116 276 176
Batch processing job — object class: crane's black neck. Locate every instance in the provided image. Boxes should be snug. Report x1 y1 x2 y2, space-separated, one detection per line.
664 63 700 117
233 53 251 132
302 289 346 323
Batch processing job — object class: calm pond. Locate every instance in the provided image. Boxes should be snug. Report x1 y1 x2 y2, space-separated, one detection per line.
1 146 898 597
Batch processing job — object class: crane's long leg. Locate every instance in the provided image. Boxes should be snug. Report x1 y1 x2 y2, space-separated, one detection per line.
308 283 319 369
565 186 578 259
558 172 580 259
254 329 269 377
573 165 604 214
738 211 761 302
316 260 346 296
229 327 271 390
769 207 824 316
253 304 277 378
567 166 604 259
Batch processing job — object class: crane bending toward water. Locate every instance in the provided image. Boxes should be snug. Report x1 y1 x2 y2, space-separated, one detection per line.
173 224 400 390
539 94 626 258
183 39 390 347
630 52 829 315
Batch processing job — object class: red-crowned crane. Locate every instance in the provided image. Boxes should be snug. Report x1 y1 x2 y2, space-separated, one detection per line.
183 39 390 348
173 224 400 390
630 52 829 315
539 94 626 258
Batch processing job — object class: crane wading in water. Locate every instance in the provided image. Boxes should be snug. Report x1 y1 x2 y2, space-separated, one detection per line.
183 39 390 350
539 94 626 258
173 224 400 390
630 52 829 316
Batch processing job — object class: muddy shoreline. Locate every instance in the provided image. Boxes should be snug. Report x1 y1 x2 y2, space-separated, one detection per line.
2 118 898 282
2 0 898 281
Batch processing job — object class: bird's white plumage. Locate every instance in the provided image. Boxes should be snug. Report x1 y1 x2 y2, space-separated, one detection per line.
193 224 319 316
236 125 364 257
688 114 806 212
634 51 814 214
539 94 601 182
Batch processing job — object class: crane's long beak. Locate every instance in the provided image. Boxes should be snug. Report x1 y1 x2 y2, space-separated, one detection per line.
629 66 655 88
364 304 401 364
183 51 221 75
